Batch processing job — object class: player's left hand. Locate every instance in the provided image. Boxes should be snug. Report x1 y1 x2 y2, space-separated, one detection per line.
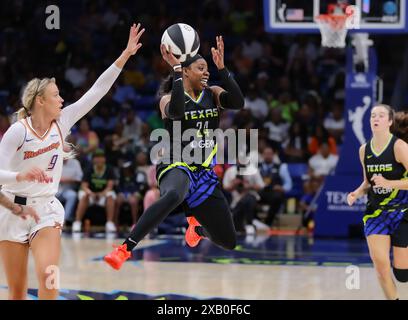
124 23 145 56
211 35 225 70
16 167 51 183
371 175 392 189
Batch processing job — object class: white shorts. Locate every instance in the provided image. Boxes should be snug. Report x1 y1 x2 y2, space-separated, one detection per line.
78 190 116 206
0 191 65 244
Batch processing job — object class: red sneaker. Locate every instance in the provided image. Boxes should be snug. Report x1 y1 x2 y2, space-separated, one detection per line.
185 217 203 247
104 244 131 270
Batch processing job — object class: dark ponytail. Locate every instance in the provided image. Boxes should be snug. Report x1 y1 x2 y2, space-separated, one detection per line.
393 111 408 143
158 74 174 97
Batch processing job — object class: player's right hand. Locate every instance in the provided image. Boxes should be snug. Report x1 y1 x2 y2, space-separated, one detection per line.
347 192 357 206
16 167 51 183
160 44 181 68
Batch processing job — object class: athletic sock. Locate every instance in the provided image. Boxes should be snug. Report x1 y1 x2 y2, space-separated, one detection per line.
195 226 207 238
123 237 138 251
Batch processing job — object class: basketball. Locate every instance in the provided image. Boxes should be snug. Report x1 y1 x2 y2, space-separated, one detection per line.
161 23 200 62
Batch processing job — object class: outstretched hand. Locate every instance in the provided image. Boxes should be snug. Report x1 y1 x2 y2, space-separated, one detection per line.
160 44 181 68
124 23 145 56
211 35 225 70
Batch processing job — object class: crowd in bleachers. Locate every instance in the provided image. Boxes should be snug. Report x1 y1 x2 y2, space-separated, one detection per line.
0 0 400 235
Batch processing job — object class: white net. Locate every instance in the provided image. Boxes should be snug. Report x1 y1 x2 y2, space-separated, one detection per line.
315 15 348 48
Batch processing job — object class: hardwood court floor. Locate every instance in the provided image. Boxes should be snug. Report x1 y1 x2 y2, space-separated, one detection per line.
1 234 407 300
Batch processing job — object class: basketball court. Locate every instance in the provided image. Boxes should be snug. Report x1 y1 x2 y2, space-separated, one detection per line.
1 233 408 300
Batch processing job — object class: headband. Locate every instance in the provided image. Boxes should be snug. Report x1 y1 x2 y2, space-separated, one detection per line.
181 54 203 68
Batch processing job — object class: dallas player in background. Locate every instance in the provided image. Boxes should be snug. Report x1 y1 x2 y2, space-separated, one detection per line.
104 35 245 270
0 23 144 300
347 106 408 300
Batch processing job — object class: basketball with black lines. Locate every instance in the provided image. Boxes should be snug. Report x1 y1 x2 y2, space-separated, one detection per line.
161 23 200 62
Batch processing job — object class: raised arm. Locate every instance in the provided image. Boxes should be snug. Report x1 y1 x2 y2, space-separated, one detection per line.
59 23 145 134
159 44 185 119
210 36 244 110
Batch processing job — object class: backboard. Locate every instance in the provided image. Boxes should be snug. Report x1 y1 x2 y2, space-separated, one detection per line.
264 0 408 33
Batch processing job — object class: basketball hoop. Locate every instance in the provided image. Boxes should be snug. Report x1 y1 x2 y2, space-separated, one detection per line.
315 4 359 48
315 14 350 48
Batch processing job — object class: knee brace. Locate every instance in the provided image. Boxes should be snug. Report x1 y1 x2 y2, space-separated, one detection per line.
393 267 408 283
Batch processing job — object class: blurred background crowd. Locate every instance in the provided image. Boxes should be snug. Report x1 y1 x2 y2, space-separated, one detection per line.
0 0 404 235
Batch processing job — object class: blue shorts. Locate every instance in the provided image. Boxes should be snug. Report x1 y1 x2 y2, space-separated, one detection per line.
364 206 408 246
157 163 219 209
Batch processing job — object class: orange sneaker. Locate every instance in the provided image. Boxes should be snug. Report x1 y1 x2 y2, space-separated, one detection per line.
185 217 203 247
104 244 131 270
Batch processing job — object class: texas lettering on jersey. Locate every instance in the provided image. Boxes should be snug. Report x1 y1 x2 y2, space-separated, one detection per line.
184 108 219 121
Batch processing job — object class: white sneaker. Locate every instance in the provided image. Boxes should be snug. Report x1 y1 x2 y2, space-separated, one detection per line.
252 219 270 231
72 221 82 233
245 224 256 235
105 221 117 233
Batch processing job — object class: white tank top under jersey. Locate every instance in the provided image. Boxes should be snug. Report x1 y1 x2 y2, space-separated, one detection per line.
0 63 122 198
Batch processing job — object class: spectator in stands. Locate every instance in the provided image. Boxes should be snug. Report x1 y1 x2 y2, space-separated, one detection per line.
232 108 254 130
242 34 263 61
115 161 148 229
323 100 345 144
258 146 292 227
255 71 273 101
56 138 83 223
269 91 299 123
134 150 150 176
223 161 264 234
263 107 290 152
90 104 118 139
72 149 116 233
74 118 100 165
244 83 269 122
113 73 139 105
308 142 339 178
283 121 309 163
308 124 338 156
296 102 318 132
133 123 154 154
104 134 125 172
122 107 143 144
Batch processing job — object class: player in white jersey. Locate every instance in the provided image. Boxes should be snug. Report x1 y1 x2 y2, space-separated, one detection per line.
0 23 144 300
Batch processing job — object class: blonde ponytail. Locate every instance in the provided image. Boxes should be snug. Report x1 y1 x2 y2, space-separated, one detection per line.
17 77 56 120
